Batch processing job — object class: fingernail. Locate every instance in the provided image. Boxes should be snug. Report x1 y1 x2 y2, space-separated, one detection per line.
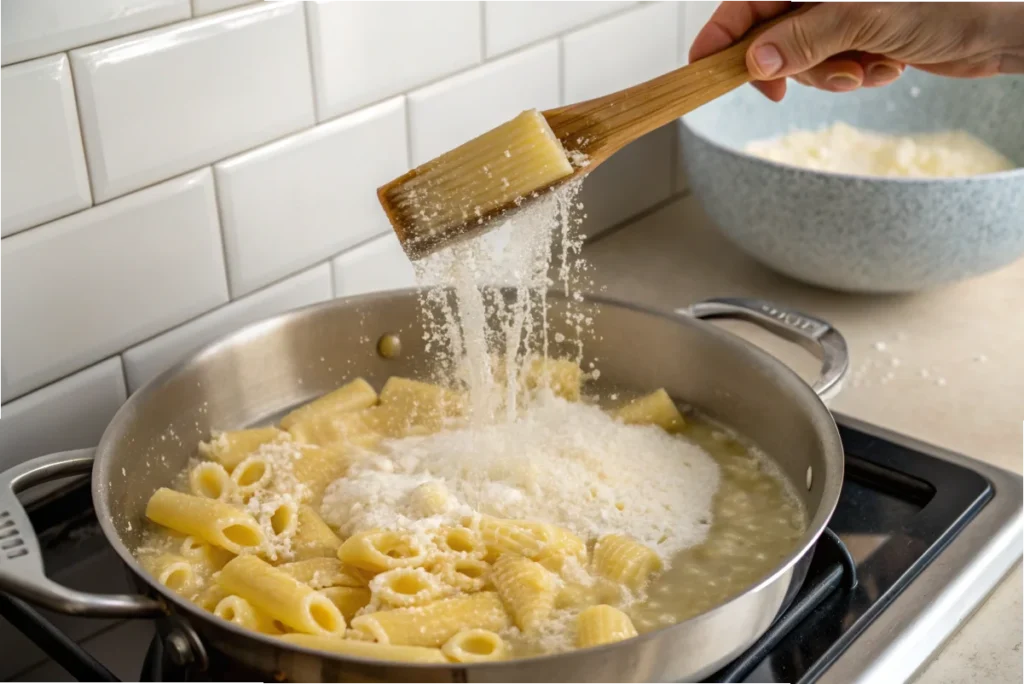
826 73 862 91
868 63 902 83
752 44 783 77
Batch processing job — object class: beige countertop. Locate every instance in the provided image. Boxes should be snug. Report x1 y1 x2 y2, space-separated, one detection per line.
585 194 1023 683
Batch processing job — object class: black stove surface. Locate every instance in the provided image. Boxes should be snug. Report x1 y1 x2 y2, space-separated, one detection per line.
0 419 994 683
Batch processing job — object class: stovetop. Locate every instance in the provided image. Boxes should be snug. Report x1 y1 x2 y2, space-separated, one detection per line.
1 414 1020 683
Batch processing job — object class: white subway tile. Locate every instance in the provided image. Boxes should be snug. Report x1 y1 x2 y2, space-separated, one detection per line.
563 2 678 102
1 55 91 237
215 97 408 297
0 0 190 66
408 40 560 165
484 1 632 57
0 358 126 472
307 1 481 121
70 3 314 202
123 264 332 392
578 123 675 237
191 0 256 17
332 233 416 297
1 169 227 398
681 0 718 63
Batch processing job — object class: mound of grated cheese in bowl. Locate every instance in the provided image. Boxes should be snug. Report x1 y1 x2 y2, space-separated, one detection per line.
744 122 1015 178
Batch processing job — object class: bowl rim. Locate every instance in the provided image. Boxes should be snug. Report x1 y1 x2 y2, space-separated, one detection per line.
678 114 1024 184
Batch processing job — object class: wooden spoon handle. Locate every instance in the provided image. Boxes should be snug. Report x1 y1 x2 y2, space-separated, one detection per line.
544 17 785 166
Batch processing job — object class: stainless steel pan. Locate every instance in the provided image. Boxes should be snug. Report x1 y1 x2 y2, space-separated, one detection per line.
0 291 848 682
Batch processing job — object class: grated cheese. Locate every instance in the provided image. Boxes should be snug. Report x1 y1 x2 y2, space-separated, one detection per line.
745 122 1015 178
321 391 719 561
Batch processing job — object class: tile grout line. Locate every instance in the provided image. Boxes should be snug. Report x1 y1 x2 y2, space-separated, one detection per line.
64 51 98 209
300 1 322 122
207 166 235 300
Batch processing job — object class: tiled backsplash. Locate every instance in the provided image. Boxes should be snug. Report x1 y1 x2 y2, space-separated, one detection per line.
0 2 719 492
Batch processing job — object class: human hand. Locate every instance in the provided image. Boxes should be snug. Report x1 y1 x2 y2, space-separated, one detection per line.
689 2 1024 101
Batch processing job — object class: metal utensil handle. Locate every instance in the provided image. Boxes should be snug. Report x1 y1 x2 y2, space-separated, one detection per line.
0 449 165 618
685 297 849 402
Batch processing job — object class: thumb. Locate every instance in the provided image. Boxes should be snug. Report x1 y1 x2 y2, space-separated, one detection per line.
746 5 861 79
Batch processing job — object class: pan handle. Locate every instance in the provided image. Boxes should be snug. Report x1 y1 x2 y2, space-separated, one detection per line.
0 449 166 618
684 297 849 402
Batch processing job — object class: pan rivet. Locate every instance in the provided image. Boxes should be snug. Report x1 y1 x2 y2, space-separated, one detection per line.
165 632 193 666
806 466 813 491
377 333 402 359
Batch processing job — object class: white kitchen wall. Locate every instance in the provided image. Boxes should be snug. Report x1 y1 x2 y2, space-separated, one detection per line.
0 1 717 490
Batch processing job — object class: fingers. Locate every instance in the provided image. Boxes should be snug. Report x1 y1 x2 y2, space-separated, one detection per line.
859 54 905 87
746 3 869 79
689 1 791 63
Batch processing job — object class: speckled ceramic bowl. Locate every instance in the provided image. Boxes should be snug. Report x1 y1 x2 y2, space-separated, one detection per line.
678 70 1024 292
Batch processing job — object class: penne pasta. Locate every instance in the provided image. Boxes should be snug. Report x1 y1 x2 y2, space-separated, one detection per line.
442 629 509 663
350 592 510 648
279 633 447 663
146 488 264 555
576 605 638 647
217 555 345 636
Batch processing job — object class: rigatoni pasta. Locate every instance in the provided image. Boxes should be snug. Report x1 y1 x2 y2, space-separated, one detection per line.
145 488 264 555
135 371 764 664
217 555 345 636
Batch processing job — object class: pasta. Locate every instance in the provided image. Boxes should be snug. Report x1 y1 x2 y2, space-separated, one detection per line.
442 629 509 663
188 462 234 500
140 553 196 596
291 506 343 560
290 444 352 504
280 378 379 430
430 556 490 593
214 595 282 634
198 427 287 471
145 488 264 555
278 558 366 588
491 555 556 633
369 567 450 608
615 388 685 432
137 369 767 665
576 604 638 647
318 587 371 622
279 634 447 664
337 530 429 573
592 534 663 591
350 592 511 647
217 555 345 636
230 454 273 496
378 377 464 432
